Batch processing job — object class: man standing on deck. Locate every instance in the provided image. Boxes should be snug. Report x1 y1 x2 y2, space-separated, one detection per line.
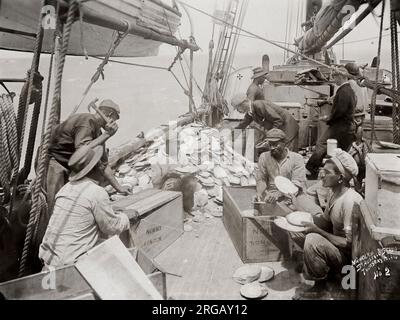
47 99 131 215
247 67 268 101
255 129 322 215
344 62 369 132
39 145 138 268
231 94 299 151
305 66 357 179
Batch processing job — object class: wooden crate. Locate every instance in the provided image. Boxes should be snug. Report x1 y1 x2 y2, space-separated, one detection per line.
113 189 184 259
0 248 167 300
365 154 400 234
352 201 400 300
222 187 291 263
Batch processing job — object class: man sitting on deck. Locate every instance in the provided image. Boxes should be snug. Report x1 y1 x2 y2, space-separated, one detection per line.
255 129 321 215
39 145 138 269
231 94 299 151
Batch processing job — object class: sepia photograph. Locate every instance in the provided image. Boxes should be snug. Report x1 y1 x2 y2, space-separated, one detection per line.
0 0 399 305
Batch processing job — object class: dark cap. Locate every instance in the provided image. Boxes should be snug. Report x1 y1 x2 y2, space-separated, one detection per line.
265 128 287 142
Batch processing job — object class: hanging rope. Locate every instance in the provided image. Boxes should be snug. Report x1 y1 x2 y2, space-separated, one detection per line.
20 74 43 182
18 0 79 277
391 9 400 144
41 1 61 138
15 2 45 166
163 7 191 90
70 20 131 115
369 1 386 147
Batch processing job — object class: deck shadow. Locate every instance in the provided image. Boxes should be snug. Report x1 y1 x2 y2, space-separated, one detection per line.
266 269 302 292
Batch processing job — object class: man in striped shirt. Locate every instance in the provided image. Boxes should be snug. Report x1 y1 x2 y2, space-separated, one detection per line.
39 145 137 268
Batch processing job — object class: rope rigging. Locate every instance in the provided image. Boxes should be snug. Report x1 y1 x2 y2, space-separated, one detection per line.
369 1 386 148
70 20 131 115
18 0 79 277
390 6 400 144
9 0 46 219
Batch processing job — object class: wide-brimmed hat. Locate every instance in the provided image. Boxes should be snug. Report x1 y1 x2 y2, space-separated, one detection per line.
251 67 269 79
344 62 361 76
68 145 104 182
99 99 120 119
265 128 287 142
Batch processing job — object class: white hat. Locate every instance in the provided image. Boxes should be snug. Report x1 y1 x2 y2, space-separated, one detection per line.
329 148 359 180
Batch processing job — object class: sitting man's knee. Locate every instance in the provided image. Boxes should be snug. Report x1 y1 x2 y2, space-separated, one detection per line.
304 233 324 251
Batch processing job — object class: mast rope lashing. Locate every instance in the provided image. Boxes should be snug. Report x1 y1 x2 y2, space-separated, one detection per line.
18 0 79 277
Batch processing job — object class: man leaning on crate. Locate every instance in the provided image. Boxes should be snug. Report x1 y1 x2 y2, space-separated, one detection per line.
39 145 139 269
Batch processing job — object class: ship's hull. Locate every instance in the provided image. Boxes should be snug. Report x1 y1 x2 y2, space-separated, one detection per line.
0 0 181 57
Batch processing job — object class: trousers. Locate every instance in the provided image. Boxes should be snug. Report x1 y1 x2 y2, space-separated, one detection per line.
290 215 351 281
306 123 355 176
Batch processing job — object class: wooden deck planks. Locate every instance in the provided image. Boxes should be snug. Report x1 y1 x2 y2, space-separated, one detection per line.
155 217 305 300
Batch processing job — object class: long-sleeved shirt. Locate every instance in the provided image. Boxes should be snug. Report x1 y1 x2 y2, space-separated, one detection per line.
39 177 130 267
49 113 108 169
236 100 299 143
348 79 370 115
327 82 357 127
246 82 265 101
256 149 306 198
236 100 284 130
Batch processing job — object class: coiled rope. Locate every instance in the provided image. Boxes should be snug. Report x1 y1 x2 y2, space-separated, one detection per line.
0 94 19 194
18 0 78 277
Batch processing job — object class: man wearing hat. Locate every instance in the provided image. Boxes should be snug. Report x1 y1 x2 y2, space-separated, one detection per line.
291 149 362 299
47 99 130 215
231 94 299 151
345 62 370 129
306 66 357 179
247 67 268 101
255 129 321 214
39 145 137 268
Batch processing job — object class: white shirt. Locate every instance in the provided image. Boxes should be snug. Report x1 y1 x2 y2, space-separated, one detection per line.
39 177 130 267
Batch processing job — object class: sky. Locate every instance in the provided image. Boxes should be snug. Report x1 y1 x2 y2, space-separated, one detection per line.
0 0 393 68
159 0 392 67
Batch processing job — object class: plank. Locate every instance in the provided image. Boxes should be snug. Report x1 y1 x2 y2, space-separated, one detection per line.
75 236 162 300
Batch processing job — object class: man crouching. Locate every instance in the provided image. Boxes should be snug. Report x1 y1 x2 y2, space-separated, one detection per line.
292 149 362 299
39 145 138 269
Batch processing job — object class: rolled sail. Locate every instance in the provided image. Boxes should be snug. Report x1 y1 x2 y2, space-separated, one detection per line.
296 0 362 55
